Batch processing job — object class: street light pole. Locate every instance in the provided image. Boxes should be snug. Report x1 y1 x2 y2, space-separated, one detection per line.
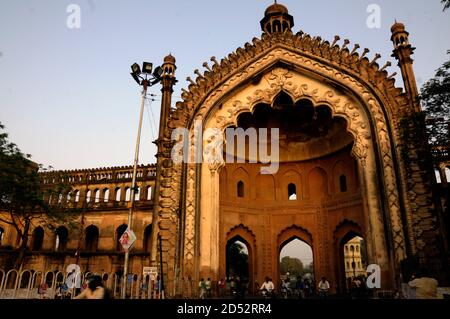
352 250 356 278
158 234 164 299
121 80 148 299
122 62 162 299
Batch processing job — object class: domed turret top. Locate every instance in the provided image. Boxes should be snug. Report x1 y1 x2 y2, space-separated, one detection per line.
164 54 176 64
265 2 289 15
390 21 410 47
260 1 294 34
391 21 406 34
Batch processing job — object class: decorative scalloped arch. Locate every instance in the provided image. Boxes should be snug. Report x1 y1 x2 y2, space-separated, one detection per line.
226 224 256 246
277 224 313 248
174 34 408 281
333 219 364 242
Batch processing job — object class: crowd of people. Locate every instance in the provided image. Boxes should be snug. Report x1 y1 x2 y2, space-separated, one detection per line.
195 268 441 299
198 276 251 299
47 267 441 300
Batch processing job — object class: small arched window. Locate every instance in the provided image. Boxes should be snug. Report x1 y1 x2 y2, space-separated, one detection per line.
237 181 244 198
86 190 91 203
445 167 450 183
288 183 297 200
85 225 99 251
74 190 80 203
103 188 109 202
55 226 68 251
31 227 44 251
350 245 354 252
346 262 350 268
125 188 131 202
146 186 152 200
356 245 359 252
115 187 122 202
94 189 100 203
339 175 348 192
345 246 349 252
134 187 140 201
435 169 442 184
144 224 152 253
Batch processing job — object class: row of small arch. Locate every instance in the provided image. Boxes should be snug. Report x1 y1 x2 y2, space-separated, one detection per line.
234 175 349 199
24 224 153 253
46 185 153 205
42 169 156 184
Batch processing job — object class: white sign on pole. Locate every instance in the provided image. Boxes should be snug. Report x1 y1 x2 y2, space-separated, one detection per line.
119 228 136 252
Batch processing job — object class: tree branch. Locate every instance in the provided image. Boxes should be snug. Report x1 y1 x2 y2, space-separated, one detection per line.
0 215 14 225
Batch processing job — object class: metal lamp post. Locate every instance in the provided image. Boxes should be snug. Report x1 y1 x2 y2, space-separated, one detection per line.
158 233 164 299
351 250 356 278
121 62 163 299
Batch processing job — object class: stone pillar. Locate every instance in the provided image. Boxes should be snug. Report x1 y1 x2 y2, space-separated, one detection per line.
199 163 221 280
357 146 392 288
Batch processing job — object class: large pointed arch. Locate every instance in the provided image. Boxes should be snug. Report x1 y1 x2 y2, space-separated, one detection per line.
157 29 411 289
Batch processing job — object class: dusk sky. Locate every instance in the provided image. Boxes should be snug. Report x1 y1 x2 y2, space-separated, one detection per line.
1 0 449 170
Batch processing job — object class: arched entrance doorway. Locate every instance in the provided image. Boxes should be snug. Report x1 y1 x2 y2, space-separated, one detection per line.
276 226 314 292
226 237 249 283
221 225 256 295
279 238 314 298
226 238 249 279
334 220 367 294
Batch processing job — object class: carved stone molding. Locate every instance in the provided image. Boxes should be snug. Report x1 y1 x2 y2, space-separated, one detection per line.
177 44 408 280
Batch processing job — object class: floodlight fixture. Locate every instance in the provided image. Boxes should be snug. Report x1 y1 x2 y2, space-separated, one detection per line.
153 66 163 79
149 66 164 85
142 62 153 75
131 63 141 75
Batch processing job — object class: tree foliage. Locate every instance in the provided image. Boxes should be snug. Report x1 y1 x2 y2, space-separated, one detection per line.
420 52 450 150
0 123 79 268
279 256 304 277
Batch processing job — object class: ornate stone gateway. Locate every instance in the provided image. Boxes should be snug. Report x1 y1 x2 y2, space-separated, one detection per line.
151 3 446 295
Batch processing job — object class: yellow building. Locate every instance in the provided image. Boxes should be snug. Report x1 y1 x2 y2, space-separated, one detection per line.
343 237 366 280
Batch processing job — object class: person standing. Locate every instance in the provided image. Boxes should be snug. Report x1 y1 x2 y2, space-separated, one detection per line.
154 275 161 299
205 278 212 298
408 269 438 299
198 278 206 299
218 278 225 298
